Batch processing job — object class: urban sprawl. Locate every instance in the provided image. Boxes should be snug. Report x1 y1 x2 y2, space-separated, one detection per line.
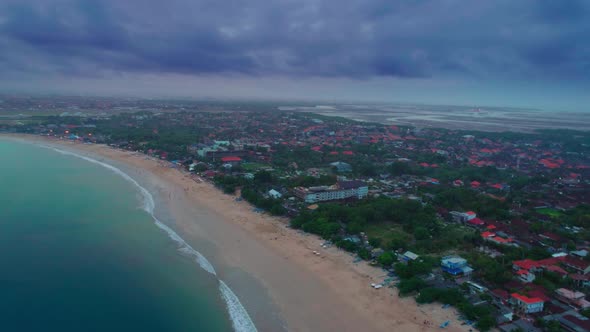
2 98 589 332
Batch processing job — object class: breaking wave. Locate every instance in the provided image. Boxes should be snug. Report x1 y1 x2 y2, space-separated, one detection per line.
220 280 258 332
40 144 257 332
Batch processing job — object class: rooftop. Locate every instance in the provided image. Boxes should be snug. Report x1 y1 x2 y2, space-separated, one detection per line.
221 156 242 162
511 293 544 304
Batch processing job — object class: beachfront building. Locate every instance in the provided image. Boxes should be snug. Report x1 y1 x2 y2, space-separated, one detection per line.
293 180 368 203
511 293 544 314
441 256 473 276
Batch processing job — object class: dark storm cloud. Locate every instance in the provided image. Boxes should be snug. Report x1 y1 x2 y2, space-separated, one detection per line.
0 0 588 80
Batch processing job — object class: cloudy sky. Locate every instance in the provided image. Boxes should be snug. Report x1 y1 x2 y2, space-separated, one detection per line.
0 0 588 111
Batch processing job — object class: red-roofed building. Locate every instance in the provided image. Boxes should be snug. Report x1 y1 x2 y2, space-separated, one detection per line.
203 170 217 178
489 236 514 246
562 256 590 275
342 150 354 155
540 232 563 243
545 265 568 277
511 293 544 314
513 259 540 272
491 289 510 303
467 217 485 227
528 289 551 303
539 159 560 169
471 181 481 188
536 256 565 267
221 156 242 163
511 256 571 282
481 231 495 238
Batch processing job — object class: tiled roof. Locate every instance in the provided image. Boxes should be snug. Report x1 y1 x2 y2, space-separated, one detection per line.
221 156 242 162
511 293 543 304
514 259 539 270
468 218 485 226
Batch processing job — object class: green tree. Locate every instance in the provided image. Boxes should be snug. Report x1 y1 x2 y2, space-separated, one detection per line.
475 315 495 332
358 248 371 260
397 277 426 296
368 237 382 248
254 171 273 184
413 227 429 240
377 252 395 267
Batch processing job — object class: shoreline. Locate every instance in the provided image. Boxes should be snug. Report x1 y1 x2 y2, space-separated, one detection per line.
4 134 469 332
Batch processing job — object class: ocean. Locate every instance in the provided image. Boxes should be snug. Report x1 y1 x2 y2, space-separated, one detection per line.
0 138 255 331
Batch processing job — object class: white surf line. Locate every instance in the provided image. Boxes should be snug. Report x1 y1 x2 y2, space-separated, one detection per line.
39 144 258 332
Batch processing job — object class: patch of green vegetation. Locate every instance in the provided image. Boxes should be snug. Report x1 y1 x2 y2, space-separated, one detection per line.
241 162 269 171
364 223 412 250
536 208 563 218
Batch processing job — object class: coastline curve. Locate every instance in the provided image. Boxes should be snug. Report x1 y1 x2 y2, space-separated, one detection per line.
39 144 258 332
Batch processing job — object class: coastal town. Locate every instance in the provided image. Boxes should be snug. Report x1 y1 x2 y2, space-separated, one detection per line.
2 104 589 332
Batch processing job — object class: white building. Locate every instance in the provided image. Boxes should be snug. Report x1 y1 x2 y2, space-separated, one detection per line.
294 180 368 203
511 293 544 314
516 269 536 283
450 211 477 222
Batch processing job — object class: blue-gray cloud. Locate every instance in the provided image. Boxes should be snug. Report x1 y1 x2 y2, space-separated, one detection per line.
0 0 588 81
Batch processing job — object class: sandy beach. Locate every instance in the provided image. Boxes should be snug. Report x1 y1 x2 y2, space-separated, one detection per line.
5 134 470 332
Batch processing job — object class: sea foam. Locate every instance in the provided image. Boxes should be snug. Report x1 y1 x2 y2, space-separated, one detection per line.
41 144 257 332
220 280 258 332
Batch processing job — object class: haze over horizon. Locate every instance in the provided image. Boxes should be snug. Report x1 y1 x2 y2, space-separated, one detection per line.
0 1 589 112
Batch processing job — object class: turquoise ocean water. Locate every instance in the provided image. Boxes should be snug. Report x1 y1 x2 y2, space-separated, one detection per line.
0 139 241 331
